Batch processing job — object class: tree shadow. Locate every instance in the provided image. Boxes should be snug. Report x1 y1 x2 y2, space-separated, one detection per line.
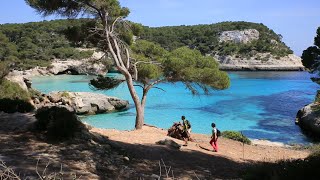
0 113 250 179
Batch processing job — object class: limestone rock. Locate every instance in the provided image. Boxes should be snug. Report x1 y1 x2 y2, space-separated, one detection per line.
296 103 320 137
49 59 107 75
219 29 259 44
46 92 129 115
216 53 304 71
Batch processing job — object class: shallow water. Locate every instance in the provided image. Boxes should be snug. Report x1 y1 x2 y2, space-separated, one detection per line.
32 71 319 144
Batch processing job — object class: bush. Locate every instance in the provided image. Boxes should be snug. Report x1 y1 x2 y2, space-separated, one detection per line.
221 131 251 145
0 80 31 100
35 106 82 140
0 80 34 113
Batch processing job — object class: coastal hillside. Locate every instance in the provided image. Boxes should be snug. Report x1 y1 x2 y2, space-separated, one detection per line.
141 22 303 70
0 19 303 71
0 19 96 70
141 21 292 57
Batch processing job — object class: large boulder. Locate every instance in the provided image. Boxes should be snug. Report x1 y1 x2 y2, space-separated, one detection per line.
44 92 129 115
296 103 320 138
167 122 192 141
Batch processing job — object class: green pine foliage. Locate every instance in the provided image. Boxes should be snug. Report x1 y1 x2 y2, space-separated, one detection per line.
130 40 230 94
140 21 293 57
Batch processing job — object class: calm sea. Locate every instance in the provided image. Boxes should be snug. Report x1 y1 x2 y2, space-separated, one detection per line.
32 71 319 144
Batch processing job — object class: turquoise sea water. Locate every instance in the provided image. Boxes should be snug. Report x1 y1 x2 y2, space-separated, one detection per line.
32 71 319 144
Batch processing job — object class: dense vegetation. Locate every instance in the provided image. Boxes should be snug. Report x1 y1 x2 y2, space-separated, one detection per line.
0 19 95 70
141 21 293 58
0 19 294 73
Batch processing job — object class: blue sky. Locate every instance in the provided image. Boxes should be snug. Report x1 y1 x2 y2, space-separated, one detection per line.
1 0 320 55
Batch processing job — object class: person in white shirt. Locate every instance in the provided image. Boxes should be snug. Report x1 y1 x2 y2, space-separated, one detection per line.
210 123 218 152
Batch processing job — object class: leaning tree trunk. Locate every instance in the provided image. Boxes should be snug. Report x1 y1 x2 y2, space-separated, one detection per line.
102 13 146 130
122 72 145 129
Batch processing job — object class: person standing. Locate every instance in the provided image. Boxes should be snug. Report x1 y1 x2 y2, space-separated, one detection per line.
210 123 218 152
181 116 191 146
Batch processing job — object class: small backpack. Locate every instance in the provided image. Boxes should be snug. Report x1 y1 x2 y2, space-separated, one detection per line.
184 120 191 129
217 129 221 137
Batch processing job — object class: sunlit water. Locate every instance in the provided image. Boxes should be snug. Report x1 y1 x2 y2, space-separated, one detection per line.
32 71 319 144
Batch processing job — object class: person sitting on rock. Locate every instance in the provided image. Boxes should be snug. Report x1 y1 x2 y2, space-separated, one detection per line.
181 115 191 146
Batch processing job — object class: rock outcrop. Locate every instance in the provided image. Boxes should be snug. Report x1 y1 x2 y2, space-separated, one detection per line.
216 53 304 71
219 29 260 44
156 139 181 149
49 59 107 76
5 50 107 90
296 103 320 138
35 91 129 115
167 122 192 141
215 28 304 71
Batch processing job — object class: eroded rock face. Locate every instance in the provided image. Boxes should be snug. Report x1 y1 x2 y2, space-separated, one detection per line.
296 103 320 137
219 29 260 44
49 59 107 76
38 92 129 115
216 53 304 71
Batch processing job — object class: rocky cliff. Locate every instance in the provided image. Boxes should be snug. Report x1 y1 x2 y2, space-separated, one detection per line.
219 29 260 44
296 103 320 138
216 53 304 71
5 51 107 90
215 29 303 71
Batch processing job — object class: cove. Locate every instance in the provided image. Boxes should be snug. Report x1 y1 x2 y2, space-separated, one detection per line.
32 71 318 144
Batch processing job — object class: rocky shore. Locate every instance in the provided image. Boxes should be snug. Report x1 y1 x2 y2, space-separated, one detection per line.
36 91 129 115
216 53 304 71
3 53 129 115
296 102 320 138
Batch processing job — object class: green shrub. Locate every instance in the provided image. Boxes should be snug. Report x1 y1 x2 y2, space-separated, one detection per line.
13 59 51 70
60 91 70 98
72 50 94 59
0 80 34 113
0 80 31 100
221 131 251 145
35 106 82 140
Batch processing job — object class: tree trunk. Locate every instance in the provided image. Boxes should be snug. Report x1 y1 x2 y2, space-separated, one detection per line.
121 69 145 129
135 104 144 129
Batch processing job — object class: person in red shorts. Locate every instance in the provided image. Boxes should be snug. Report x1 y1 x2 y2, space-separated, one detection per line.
209 123 218 152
